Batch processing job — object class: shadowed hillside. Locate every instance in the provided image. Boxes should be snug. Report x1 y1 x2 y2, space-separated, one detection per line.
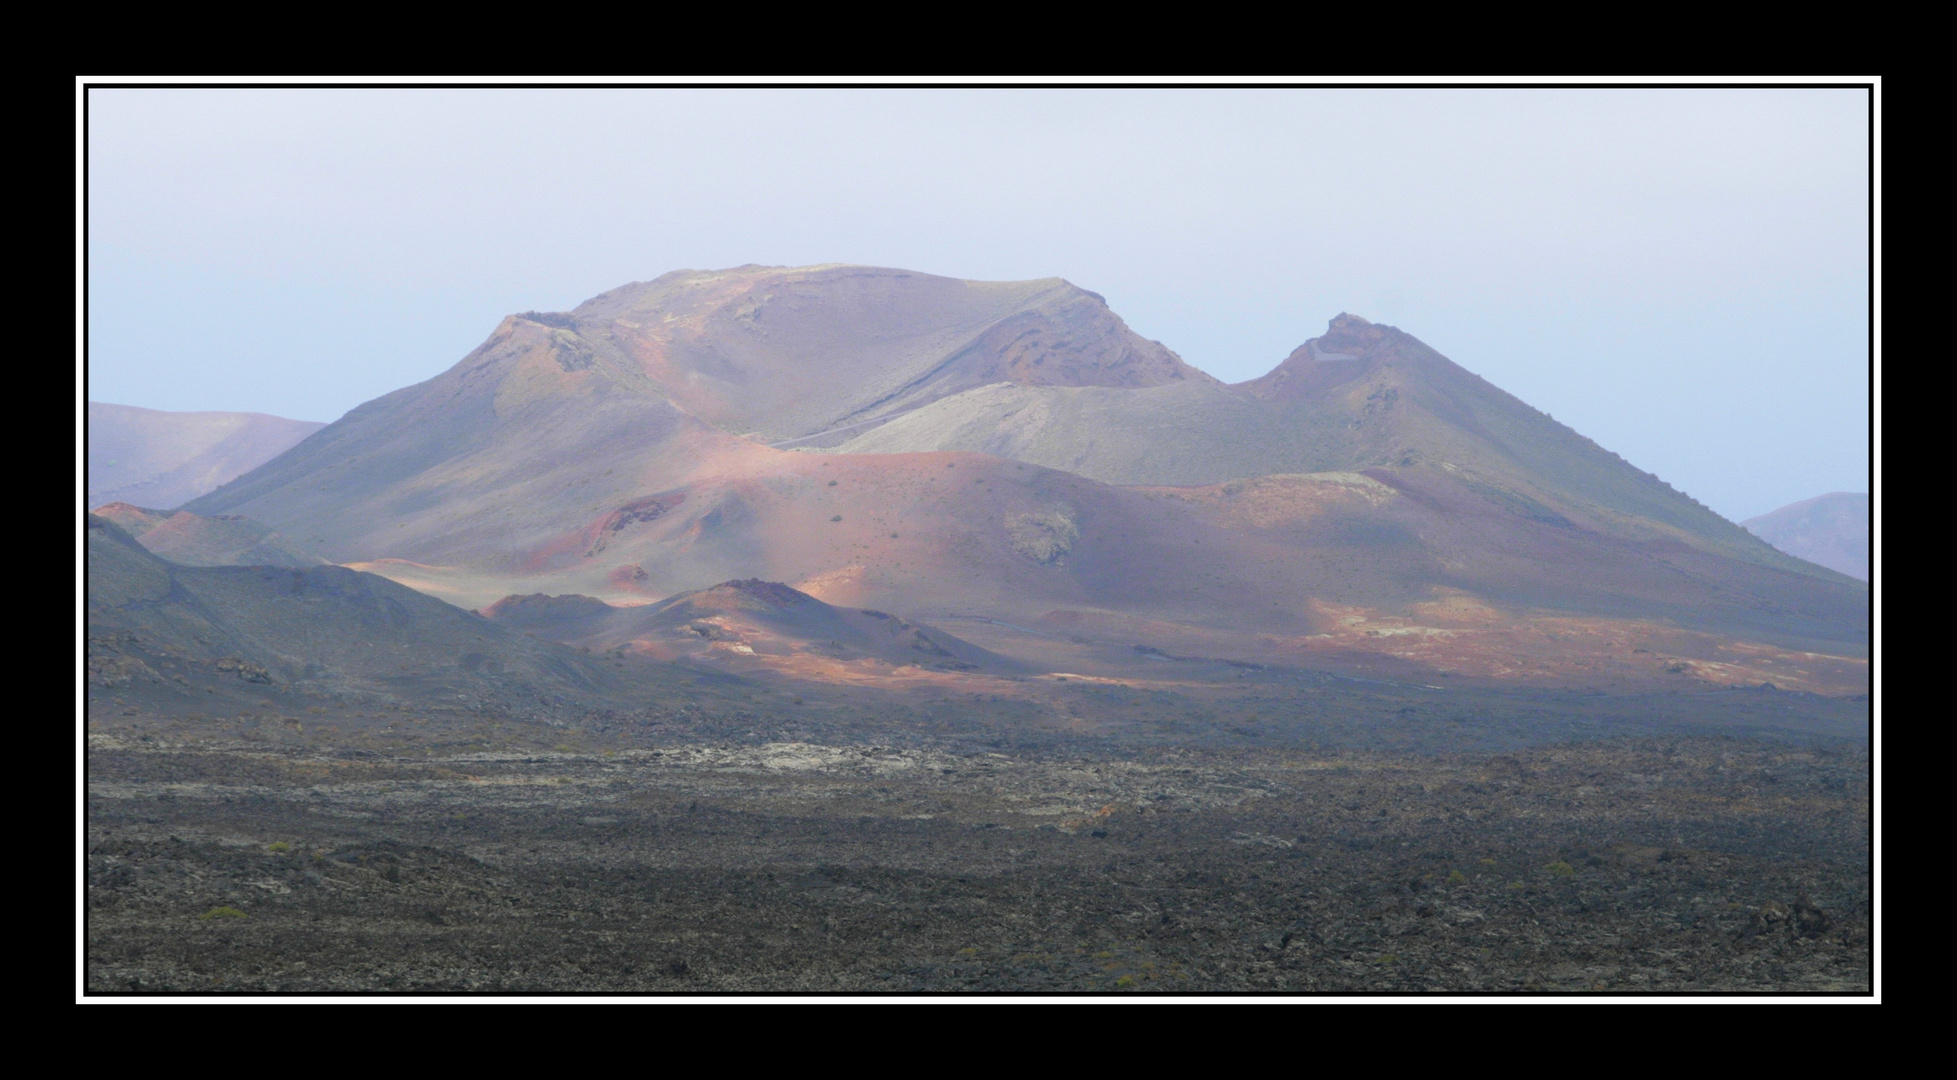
483 579 1019 673
569 264 1216 446
85 514 695 717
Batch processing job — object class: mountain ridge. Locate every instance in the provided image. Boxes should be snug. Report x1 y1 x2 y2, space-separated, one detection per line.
835 311 1798 573
547 264 1215 446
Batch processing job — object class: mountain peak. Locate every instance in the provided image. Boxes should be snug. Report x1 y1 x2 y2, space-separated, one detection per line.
1235 313 1396 401
87 402 325 510
1320 312 1388 351
697 579 819 610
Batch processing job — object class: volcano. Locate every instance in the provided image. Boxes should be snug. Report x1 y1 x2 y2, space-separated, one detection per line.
173 265 1866 694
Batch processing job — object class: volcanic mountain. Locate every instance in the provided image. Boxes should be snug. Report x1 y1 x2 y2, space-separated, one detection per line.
88 402 324 510
1744 493 1870 580
181 264 1211 589
181 265 1867 693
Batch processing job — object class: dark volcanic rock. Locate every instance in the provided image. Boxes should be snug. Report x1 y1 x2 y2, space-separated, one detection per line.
480 593 617 629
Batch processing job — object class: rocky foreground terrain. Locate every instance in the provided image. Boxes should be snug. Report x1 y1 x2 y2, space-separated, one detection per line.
86 709 1868 994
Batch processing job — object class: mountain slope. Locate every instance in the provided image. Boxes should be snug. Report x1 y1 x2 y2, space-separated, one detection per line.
86 514 646 714
831 314 1814 573
91 503 322 568
1744 493 1870 580
88 402 324 510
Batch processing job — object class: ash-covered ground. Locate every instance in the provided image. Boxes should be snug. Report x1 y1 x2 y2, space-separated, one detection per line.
84 701 1870 994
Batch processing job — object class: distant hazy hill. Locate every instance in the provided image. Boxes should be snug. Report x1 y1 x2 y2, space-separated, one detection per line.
179 266 1866 691
1744 493 1870 580
88 402 323 510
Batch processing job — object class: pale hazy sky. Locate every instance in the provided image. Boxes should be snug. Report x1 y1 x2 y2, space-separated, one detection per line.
84 86 1871 522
